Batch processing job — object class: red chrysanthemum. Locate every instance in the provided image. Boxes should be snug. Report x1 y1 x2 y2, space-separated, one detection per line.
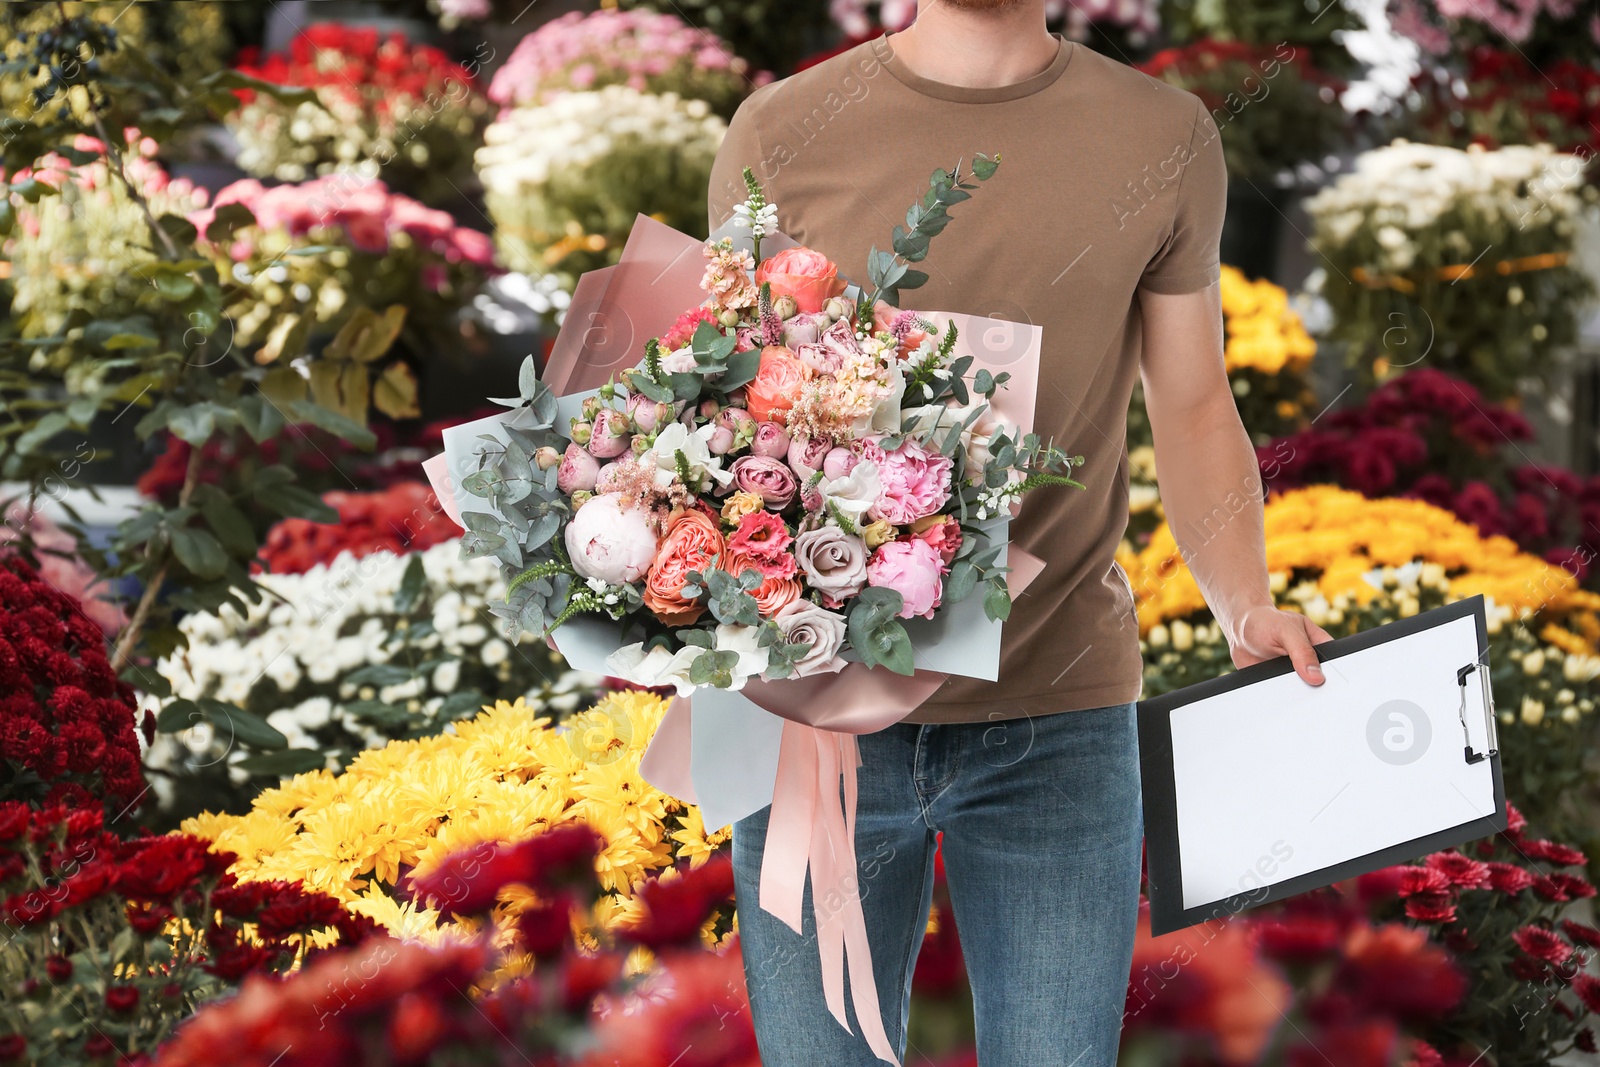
1561 920 1600 950
1398 865 1452 897
1403 892 1458 924
1512 925 1573 965
1574 974 1600 1013
1485 861 1536 895
1424 851 1490 889
1523 839 1588 867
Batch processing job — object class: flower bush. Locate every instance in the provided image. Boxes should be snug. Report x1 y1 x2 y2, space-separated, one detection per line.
476 86 725 288
1138 41 1345 183
487 10 764 119
0 803 377 1066
226 26 490 205
1388 0 1600 63
829 0 1160 43
0 555 149 816
145 538 588 816
4 137 208 366
1403 48 1600 162
258 482 463 575
0 508 126 635
190 176 498 422
152 826 750 1067
182 691 722 946
1304 140 1596 397
1261 368 1600 583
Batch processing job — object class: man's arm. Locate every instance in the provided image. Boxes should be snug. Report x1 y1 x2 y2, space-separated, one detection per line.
1139 284 1332 684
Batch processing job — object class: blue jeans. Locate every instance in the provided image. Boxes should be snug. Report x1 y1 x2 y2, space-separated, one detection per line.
732 703 1142 1066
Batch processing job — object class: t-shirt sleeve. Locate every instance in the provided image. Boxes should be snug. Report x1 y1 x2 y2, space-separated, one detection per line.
1138 98 1227 295
708 92 768 232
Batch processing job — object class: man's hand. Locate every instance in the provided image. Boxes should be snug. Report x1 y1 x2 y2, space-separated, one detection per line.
1229 606 1335 685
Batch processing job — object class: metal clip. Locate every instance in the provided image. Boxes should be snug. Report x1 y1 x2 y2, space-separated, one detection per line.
1456 658 1498 766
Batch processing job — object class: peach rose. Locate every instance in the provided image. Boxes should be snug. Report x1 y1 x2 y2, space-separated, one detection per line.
724 548 801 617
756 247 847 314
642 508 724 625
744 345 809 425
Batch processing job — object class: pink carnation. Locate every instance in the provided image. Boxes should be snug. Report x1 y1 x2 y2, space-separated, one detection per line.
867 538 944 619
867 436 953 526
661 306 721 350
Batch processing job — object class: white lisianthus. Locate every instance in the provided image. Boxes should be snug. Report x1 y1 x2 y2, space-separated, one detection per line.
868 356 908 434
647 421 733 489
820 460 882 526
606 642 707 696
713 624 771 688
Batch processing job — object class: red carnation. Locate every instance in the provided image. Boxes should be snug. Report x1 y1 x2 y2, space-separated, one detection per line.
1512 925 1572 965
1424 851 1490 889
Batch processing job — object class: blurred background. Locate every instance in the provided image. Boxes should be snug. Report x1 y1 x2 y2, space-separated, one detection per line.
1 1 1599 1065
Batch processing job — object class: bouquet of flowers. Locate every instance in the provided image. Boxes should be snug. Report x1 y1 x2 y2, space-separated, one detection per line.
1304 140 1596 397
225 27 490 206
475 86 726 289
435 160 1081 694
486 9 765 119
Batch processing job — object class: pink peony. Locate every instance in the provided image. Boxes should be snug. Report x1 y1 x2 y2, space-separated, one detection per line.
627 392 671 433
558 444 601 493
729 456 798 510
868 436 953 526
867 538 944 619
564 494 657 584
587 407 632 458
725 511 796 579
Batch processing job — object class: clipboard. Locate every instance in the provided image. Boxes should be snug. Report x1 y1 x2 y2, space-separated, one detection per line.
1138 595 1506 936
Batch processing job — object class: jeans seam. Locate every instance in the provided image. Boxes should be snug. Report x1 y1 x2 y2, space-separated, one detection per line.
887 834 935 1053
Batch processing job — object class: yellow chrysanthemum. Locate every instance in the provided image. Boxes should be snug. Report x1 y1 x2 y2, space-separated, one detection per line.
1219 265 1317 376
1128 486 1589 643
181 692 715 943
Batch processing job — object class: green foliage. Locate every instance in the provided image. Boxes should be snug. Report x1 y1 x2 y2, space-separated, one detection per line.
847 586 916 675
862 154 1000 318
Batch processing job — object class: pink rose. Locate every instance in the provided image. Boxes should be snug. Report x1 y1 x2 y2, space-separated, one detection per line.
558 444 600 494
868 436 954 526
729 456 798 510
751 421 790 459
787 437 832 480
796 319 863 376
910 516 963 568
756 247 847 314
867 538 944 619
772 600 848 677
794 526 868 604
716 407 757 450
781 311 832 350
587 408 632 458
564 494 658 585
627 392 671 434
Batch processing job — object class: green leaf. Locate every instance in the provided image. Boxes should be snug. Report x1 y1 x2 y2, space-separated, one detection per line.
944 559 979 605
15 412 68 455
324 305 408 364
721 348 762 392
287 400 377 450
102 332 159 350
972 153 1001 180
254 482 337 523
632 374 674 403
155 699 203 733
205 202 256 244
199 498 257 559
204 69 321 109
200 700 288 750
168 526 229 580
167 403 217 445
234 749 327 777
156 214 198 248
235 394 285 443
257 312 311 365
153 272 197 302
984 580 1013 622
394 554 427 614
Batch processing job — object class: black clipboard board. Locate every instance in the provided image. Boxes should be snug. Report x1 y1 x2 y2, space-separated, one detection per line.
1138 595 1507 936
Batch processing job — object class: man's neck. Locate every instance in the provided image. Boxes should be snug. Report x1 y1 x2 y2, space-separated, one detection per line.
886 2 1057 90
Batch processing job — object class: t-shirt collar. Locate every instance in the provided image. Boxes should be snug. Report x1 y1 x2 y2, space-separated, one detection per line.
873 32 1073 104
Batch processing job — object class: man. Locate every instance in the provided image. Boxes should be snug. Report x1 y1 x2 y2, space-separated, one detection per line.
707 2 1331 1063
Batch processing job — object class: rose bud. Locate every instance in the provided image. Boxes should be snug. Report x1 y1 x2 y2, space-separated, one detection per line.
726 387 747 407
773 294 799 320
630 434 652 457
735 325 760 352
823 446 859 481
587 408 632 458
700 398 722 419
534 446 562 471
580 395 602 420
627 392 668 433
558 444 600 493
716 407 757 450
787 436 832 479
718 308 741 327
568 419 592 446
823 296 853 322
706 424 736 455
751 420 790 458
596 461 624 493
570 489 594 508
781 312 828 350
799 478 825 513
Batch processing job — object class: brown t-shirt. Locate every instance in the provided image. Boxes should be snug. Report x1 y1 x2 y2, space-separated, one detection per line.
708 35 1226 723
